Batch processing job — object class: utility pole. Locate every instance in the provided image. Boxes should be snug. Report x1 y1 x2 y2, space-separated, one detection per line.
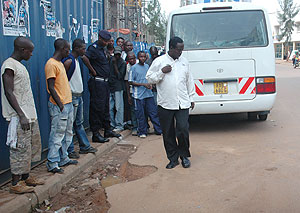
116 0 120 37
137 1 140 41
129 21 133 41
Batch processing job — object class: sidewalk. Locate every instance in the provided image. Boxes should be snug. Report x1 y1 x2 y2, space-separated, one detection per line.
276 59 292 64
0 130 131 213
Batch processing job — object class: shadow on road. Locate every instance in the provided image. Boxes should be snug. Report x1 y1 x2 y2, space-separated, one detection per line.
189 113 271 133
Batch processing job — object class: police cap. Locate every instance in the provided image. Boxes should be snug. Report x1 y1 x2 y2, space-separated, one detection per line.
99 30 111 41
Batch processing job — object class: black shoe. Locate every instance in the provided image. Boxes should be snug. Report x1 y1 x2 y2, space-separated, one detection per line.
92 133 109 143
154 131 162 135
166 161 179 169
61 160 78 167
104 130 121 138
180 157 191 168
68 151 80 159
49 167 64 174
79 146 98 154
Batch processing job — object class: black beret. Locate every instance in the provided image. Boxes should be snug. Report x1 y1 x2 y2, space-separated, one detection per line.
99 30 111 40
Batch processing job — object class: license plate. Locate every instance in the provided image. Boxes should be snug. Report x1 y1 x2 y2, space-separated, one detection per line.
214 82 228 94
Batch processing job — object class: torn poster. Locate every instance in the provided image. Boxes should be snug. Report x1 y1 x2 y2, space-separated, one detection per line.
40 0 56 37
91 18 99 43
83 24 88 43
1 0 30 36
69 15 80 44
55 21 64 39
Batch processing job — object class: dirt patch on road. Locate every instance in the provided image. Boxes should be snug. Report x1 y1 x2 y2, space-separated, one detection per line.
34 144 157 213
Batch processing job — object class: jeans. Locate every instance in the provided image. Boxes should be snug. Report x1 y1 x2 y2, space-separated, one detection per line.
67 95 91 153
130 98 138 131
47 102 73 170
153 91 157 106
109 91 124 130
134 97 162 136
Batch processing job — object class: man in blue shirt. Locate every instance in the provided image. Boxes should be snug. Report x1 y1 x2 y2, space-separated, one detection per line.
129 51 162 138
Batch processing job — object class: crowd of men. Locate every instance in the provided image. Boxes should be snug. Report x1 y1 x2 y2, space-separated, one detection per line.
1 30 195 194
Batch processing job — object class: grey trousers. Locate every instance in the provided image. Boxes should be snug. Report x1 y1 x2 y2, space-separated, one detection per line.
10 121 41 175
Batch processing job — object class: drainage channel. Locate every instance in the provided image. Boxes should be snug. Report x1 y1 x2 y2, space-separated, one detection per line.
34 144 157 213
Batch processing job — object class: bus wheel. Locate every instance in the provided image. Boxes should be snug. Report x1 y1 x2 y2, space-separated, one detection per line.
248 112 257 121
258 114 268 121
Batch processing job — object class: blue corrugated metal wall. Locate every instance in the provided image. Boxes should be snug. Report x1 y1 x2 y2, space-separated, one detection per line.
0 0 104 184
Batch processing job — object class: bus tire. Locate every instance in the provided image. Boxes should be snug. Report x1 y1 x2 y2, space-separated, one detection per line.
258 114 268 121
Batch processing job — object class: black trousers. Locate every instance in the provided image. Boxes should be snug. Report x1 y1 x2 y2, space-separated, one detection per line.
123 85 131 123
157 106 191 162
88 78 111 133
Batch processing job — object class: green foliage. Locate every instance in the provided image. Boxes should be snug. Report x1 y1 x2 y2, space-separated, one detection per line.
144 0 167 45
277 0 299 57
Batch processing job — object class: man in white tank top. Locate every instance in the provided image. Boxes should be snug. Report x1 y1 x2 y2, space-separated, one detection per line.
62 39 98 159
1 37 43 193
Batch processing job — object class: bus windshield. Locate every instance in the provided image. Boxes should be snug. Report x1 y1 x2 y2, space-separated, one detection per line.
170 10 268 50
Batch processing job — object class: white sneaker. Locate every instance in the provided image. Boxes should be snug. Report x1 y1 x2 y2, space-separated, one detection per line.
139 134 147 138
113 128 123 133
132 130 138 136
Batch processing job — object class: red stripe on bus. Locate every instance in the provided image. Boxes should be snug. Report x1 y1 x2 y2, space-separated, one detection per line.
195 84 204 96
251 87 256 94
239 77 254 94
199 79 204 85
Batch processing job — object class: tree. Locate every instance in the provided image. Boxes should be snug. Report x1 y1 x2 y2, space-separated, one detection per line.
277 0 300 60
144 0 167 45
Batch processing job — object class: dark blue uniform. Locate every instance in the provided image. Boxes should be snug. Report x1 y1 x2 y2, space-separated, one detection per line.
86 42 111 133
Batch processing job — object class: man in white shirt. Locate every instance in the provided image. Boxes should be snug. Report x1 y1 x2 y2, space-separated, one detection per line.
146 37 195 169
125 51 138 136
1 37 43 193
121 41 134 61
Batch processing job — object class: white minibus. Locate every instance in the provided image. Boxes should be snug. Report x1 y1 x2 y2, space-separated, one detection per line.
167 3 276 121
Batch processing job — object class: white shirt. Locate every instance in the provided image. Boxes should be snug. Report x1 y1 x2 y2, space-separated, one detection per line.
146 53 195 110
125 63 133 93
69 59 83 94
1 57 37 121
121 51 127 60
125 60 139 94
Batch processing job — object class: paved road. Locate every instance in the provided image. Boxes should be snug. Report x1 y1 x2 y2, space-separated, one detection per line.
107 62 300 213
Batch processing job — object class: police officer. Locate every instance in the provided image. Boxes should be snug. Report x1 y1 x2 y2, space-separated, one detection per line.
85 30 121 143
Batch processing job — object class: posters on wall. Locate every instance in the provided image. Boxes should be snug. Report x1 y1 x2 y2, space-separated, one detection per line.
40 0 56 37
1 0 30 36
83 24 88 43
69 16 80 44
91 18 99 43
55 21 64 39
1 0 96 41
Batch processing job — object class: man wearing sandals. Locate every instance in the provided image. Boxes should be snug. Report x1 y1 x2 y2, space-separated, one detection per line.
1 37 44 193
